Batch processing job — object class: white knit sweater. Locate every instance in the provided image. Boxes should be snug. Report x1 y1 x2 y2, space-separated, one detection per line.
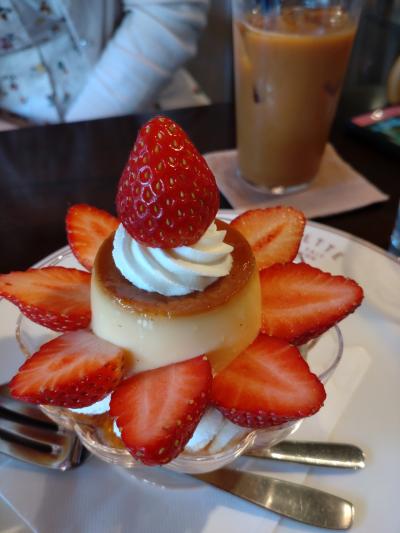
0 0 209 123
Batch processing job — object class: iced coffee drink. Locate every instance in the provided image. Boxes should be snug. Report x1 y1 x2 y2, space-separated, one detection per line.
233 6 357 192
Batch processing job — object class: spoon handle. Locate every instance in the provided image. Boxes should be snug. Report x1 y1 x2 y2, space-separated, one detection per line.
193 469 354 529
245 440 365 469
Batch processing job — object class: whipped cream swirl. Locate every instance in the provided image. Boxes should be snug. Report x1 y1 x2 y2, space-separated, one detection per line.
112 222 233 296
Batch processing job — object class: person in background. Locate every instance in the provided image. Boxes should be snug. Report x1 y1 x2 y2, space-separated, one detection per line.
0 0 210 126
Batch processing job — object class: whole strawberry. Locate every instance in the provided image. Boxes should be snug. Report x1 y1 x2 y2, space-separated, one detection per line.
116 116 219 248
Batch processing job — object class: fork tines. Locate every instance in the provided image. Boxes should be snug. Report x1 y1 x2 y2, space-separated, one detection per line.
0 384 86 470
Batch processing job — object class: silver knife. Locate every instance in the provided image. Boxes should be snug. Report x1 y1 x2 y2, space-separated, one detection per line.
193 469 354 529
245 440 365 469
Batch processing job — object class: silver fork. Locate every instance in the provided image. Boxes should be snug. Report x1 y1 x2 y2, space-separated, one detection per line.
0 384 86 470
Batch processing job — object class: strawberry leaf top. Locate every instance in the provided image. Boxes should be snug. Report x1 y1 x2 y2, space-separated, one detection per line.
116 116 219 248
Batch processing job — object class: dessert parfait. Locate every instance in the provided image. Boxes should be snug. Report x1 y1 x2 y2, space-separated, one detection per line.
0 117 363 473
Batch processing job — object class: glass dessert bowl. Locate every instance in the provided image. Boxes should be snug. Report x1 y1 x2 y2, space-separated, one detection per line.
16 293 343 475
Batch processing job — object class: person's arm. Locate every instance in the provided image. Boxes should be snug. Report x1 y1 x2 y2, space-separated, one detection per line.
65 0 209 122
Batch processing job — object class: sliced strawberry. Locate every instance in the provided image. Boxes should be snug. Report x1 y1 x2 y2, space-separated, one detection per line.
230 207 305 270
211 334 326 428
116 116 219 248
0 267 91 331
66 204 119 271
10 330 125 408
260 263 364 344
110 355 212 465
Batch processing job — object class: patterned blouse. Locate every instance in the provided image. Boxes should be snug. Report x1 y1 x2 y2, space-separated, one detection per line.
0 0 209 123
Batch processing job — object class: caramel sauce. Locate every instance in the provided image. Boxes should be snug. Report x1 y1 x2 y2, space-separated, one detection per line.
93 220 256 317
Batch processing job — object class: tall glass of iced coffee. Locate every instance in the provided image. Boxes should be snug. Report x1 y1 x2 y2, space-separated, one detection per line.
232 0 362 194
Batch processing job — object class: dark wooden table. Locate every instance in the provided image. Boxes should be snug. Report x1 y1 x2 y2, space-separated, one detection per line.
0 100 399 274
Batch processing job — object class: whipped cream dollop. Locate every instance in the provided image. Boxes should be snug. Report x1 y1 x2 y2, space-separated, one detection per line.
69 395 111 415
112 222 233 296
112 407 248 455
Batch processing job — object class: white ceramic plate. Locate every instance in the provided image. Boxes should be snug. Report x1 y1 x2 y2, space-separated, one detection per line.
0 217 399 533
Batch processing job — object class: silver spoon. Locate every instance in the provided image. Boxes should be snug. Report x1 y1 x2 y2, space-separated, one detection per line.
193 468 354 529
246 440 366 469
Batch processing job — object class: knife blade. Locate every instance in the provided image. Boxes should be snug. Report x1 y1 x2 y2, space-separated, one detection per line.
193 469 354 529
245 440 366 469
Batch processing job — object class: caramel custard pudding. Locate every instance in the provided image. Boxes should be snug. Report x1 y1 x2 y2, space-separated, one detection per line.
91 220 261 374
